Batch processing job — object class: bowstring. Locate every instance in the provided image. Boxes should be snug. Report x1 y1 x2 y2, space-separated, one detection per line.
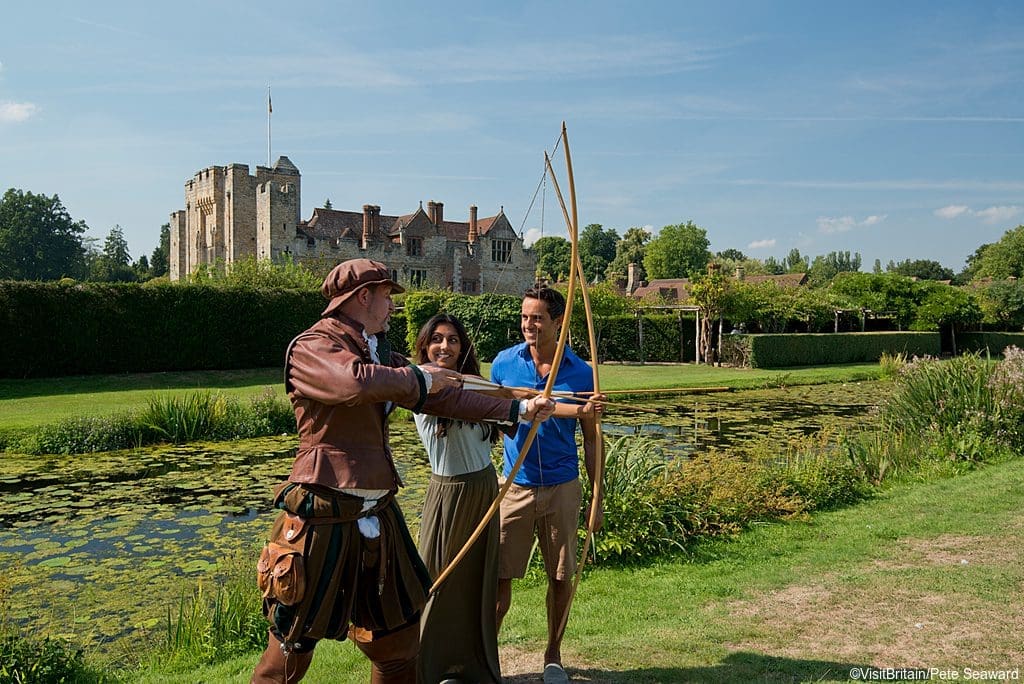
457 131 564 377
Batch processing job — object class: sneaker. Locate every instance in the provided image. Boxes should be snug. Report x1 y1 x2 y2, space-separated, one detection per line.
544 662 569 684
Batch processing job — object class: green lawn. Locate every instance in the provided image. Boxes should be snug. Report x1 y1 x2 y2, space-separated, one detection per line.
134 456 1024 683
0 363 881 431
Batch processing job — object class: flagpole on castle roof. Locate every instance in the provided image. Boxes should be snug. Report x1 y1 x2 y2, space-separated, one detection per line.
267 84 272 167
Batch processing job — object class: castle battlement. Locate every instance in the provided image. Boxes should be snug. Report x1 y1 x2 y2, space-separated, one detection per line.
168 155 535 294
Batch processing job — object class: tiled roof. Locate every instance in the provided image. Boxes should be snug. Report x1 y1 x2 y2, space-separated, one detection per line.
299 205 505 243
631 272 808 300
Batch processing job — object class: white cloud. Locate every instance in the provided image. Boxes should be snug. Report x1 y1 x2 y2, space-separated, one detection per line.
817 214 886 234
0 102 38 123
975 205 1022 224
935 205 969 219
934 204 1021 224
817 216 856 234
523 228 543 247
748 238 776 249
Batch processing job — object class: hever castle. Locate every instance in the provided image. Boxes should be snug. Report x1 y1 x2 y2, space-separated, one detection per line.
168 156 537 294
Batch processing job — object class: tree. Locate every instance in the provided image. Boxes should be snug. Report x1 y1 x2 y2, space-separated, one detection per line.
134 254 151 280
784 248 809 273
578 223 619 282
689 268 730 363
605 226 650 283
150 223 170 277
90 225 136 282
323 198 333 210
531 236 572 281
762 256 785 275
716 248 746 262
958 243 990 283
974 225 1024 280
911 282 982 333
807 251 862 287
643 221 710 279
0 188 89 280
886 258 954 281
830 272 919 329
979 280 1024 329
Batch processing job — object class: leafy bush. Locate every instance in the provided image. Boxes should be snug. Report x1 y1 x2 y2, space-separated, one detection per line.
0 636 99 684
882 350 1024 462
236 387 296 437
837 350 1024 485
12 390 295 454
141 392 233 443
32 413 144 454
582 436 683 562
877 351 908 380
583 432 871 564
655 453 807 538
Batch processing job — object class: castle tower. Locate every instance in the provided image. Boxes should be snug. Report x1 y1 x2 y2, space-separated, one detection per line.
168 156 302 279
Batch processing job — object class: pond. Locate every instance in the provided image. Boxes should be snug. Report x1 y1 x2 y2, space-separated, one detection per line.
0 380 884 662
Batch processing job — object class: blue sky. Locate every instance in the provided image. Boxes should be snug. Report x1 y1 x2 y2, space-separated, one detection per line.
1 0 1021 273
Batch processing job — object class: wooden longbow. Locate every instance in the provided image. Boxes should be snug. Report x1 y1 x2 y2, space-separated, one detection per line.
544 123 605 643
428 132 583 593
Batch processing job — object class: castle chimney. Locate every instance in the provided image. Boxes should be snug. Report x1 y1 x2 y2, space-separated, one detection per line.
362 204 372 249
435 201 443 226
427 200 437 225
468 205 478 244
372 205 381 234
627 262 637 294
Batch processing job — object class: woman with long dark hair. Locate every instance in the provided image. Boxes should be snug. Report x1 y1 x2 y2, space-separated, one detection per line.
413 314 507 683
413 313 596 682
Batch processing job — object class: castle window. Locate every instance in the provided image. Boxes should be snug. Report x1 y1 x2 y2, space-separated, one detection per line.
390 269 399 282
307 237 315 248
461 279 478 293
491 239 512 263
410 269 427 287
407 236 423 257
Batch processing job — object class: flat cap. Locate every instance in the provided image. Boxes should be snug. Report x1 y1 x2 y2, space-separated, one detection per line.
320 258 404 317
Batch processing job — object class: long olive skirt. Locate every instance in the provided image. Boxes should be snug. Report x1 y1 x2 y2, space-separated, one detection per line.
417 464 501 684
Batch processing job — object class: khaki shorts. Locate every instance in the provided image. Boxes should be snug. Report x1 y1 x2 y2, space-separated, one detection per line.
498 478 582 581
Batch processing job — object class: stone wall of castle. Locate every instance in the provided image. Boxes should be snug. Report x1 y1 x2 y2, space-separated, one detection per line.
168 156 535 296
170 157 300 279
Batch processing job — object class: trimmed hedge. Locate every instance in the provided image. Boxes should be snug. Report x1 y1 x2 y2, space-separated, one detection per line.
575 314 692 363
957 332 1024 356
401 290 691 363
0 281 322 377
746 331 941 368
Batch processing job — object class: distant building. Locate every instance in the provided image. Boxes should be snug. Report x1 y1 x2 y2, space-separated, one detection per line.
631 267 808 301
168 156 536 294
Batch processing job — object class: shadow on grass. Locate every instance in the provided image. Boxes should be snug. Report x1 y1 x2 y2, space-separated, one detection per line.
504 652 866 683
0 368 282 400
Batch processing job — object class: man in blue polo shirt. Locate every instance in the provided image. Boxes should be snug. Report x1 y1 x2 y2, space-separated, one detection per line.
491 285 603 683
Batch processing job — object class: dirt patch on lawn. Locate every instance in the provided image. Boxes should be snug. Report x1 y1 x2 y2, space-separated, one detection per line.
872 533 1021 570
725 533 1024 667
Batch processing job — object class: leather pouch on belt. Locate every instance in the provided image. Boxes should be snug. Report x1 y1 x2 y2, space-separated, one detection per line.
257 513 308 606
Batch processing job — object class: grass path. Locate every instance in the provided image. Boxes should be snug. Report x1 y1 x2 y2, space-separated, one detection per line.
137 457 1024 683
